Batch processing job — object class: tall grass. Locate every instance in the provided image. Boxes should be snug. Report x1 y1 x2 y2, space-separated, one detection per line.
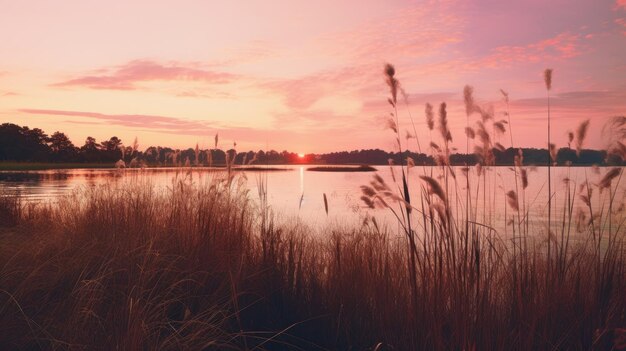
2 171 624 349
1 68 626 350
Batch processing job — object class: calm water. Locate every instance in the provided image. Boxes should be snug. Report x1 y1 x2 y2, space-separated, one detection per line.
1 166 624 234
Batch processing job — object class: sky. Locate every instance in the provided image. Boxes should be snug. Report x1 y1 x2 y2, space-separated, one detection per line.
1 0 625 153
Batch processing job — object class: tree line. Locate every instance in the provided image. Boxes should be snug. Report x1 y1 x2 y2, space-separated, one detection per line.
0 123 622 166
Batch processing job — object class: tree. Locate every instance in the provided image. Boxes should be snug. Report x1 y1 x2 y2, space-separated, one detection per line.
0 123 27 161
81 137 99 151
0 123 51 161
99 137 123 162
80 137 101 162
101 136 122 151
49 132 77 162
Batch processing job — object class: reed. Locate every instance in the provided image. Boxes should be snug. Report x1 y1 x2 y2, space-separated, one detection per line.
1 66 625 351
544 68 554 288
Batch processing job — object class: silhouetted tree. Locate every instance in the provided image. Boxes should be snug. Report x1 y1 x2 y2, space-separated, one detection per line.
100 137 123 162
0 122 621 166
0 123 50 161
49 132 77 162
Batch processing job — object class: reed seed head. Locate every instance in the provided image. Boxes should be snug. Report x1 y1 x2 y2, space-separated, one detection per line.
521 169 529 189
419 175 447 202
500 89 509 103
493 121 506 135
384 63 399 104
575 119 590 157
599 167 621 190
544 69 553 91
425 103 435 131
438 102 451 142
463 85 476 116
506 191 519 211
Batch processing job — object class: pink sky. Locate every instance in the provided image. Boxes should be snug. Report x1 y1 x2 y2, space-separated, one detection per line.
1 0 625 153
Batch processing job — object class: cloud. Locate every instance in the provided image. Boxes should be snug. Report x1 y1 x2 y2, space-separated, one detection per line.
361 91 457 115
616 0 626 10
18 107 363 151
262 65 377 110
20 108 218 133
317 2 463 62
254 1 464 113
2 92 19 97
271 108 368 131
62 120 102 126
387 31 586 82
616 18 626 36
175 90 235 99
476 32 583 69
511 89 626 113
52 60 238 90
17 107 287 141
15 104 381 150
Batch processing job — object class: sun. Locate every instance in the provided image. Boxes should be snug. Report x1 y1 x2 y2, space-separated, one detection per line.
298 153 305 158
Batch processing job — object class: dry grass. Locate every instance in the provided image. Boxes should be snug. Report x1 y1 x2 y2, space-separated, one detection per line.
1 172 624 350
1 65 626 350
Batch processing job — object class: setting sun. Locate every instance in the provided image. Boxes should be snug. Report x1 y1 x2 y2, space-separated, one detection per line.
298 153 305 158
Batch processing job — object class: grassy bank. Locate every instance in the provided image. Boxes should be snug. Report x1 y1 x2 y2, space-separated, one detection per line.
1 173 624 350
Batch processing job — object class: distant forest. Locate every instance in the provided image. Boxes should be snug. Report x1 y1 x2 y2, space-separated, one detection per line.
1 123 624 166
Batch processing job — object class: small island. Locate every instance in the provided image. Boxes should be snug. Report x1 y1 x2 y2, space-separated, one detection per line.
307 165 377 172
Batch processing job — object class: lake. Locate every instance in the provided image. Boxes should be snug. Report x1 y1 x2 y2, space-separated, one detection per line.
1 165 624 234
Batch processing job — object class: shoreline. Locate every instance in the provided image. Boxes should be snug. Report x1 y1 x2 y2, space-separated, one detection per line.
1 162 622 171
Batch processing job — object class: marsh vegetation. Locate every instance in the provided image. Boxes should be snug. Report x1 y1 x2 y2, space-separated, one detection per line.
1 65 625 350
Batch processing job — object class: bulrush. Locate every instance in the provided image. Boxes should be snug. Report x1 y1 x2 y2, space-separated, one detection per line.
425 103 435 131
544 68 553 91
568 131 575 148
463 85 477 116
506 190 520 211
521 169 529 189
419 175 446 202
599 167 622 190
493 121 506 135
602 116 626 161
544 68 554 270
438 102 451 142
384 63 398 105
575 119 590 157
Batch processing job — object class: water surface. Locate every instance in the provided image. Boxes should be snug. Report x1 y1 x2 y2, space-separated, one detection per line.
2 165 624 234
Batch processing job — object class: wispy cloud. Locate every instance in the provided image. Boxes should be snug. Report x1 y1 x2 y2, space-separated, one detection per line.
52 60 238 90
263 65 376 110
175 90 235 99
20 108 218 133
511 89 626 114
479 32 582 68
616 18 626 35
317 2 463 62
18 107 361 151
